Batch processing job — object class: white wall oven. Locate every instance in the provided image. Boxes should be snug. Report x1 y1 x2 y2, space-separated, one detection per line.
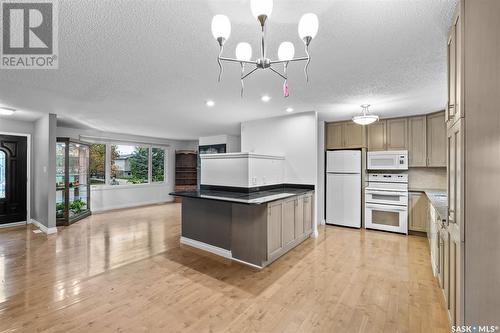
367 150 408 170
365 173 408 234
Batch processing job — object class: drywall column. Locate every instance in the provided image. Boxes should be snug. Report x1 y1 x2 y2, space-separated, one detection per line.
32 114 57 232
464 0 500 325
317 120 325 227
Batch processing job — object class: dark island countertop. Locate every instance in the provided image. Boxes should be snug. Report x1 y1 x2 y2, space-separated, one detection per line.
170 186 314 205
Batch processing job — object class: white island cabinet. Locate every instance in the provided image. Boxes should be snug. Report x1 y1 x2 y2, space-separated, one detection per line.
201 153 285 188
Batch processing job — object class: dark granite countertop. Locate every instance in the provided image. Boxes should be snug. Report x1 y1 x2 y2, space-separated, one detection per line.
170 186 314 205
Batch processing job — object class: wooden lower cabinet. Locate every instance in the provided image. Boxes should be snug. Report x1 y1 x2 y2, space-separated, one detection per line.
303 193 313 234
267 201 283 259
409 192 428 232
282 198 296 247
266 193 314 263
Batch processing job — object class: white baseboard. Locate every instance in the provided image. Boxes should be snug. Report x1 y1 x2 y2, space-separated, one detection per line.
92 199 173 213
180 237 232 259
30 219 57 235
0 221 27 229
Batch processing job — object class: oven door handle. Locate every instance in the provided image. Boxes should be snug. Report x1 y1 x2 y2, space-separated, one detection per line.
366 203 408 212
365 190 408 197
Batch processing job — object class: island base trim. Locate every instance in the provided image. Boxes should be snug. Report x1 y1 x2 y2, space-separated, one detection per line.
180 237 263 269
180 237 232 259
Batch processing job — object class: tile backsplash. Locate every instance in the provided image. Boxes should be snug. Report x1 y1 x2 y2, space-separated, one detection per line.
408 167 447 190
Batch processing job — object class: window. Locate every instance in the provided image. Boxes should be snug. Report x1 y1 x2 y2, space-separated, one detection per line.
152 147 165 182
110 145 149 185
89 144 106 185
0 151 5 199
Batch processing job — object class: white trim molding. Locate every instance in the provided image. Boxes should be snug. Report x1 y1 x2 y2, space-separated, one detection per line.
0 221 27 229
180 237 232 259
180 237 264 269
30 219 57 234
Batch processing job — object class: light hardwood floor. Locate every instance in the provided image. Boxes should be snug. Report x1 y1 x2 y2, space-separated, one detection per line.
0 203 450 332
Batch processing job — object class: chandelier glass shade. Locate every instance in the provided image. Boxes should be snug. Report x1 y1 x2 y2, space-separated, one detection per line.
352 104 379 125
211 15 231 41
211 0 319 97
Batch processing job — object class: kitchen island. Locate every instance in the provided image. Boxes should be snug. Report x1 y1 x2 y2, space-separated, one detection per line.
170 185 314 268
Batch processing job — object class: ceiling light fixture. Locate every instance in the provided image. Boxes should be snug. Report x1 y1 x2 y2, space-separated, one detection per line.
211 0 319 98
286 107 294 113
0 107 16 116
261 95 271 102
205 100 215 107
352 104 379 125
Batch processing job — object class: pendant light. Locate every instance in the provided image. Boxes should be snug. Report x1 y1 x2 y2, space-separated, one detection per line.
352 104 379 125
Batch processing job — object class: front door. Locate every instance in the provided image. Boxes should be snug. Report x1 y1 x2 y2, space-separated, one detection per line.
0 135 27 225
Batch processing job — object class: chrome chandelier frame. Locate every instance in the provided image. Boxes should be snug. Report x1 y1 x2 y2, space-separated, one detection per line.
215 15 314 98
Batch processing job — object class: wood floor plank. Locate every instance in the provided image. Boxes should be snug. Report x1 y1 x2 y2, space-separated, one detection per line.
0 203 450 332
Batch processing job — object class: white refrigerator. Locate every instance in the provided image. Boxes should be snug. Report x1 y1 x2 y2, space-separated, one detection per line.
326 150 361 228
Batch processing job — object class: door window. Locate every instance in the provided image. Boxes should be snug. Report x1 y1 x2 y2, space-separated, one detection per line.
0 151 5 199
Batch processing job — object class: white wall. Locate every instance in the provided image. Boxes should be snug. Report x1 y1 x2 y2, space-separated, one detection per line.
240 111 319 236
33 114 57 228
241 111 317 185
57 126 197 212
199 135 240 153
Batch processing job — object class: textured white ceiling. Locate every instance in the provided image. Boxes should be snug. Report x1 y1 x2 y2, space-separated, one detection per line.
0 0 457 140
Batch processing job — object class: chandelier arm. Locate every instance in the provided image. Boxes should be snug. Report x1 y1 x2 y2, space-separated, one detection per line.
270 57 309 64
269 67 287 80
217 44 224 82
219 57 256 65
241 67 259 80
240 63 245 98
304 44 311 82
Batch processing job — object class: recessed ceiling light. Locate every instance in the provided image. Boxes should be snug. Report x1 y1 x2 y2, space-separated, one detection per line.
286 107 294 113
261 95 271 102
205 100 215 107
0 107 16 116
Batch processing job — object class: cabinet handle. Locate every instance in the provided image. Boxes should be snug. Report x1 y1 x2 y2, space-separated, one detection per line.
448 104 455 109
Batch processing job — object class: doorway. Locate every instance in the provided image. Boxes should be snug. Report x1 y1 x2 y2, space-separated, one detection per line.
0 135 27 225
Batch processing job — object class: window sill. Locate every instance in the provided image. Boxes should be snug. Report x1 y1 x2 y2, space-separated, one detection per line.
91 182 168 191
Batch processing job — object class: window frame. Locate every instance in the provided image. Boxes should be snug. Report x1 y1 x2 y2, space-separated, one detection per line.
83 140 168 188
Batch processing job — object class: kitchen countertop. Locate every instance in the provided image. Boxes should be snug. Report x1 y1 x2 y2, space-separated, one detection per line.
170 186 314 205
410 188 448 221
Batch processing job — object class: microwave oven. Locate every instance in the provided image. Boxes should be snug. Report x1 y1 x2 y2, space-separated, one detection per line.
367 150 408 170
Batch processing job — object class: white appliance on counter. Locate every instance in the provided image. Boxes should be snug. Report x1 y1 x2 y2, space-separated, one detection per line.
365 173 408 234
326 150 361 228
200 153 284 188
367 150 408 170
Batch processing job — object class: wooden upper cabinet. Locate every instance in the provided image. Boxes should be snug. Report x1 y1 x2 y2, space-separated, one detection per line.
408 116 427 167
367 121 386 151
325 121 366 149
447 25 457 125
427 112 447 167
386 118 408 150
326 122 343 149
446 3 464 128
344 122 366 148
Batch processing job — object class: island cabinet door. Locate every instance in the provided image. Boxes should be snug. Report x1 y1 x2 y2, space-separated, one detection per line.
294 196 304 239
303 193 313 234
267 201 283 258
282 198 296 247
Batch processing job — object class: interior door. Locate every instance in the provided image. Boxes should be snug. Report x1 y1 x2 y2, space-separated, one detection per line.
0 135 27 225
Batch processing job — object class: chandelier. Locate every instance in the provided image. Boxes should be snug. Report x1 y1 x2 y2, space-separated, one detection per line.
210 0 319 97
352 104 379 125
